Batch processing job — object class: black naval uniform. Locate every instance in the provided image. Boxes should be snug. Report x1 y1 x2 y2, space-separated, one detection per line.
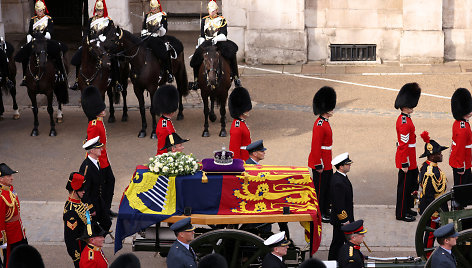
261 253 286 268
79 157 112 232
328 170 354 260
63 197 89 268
337 242 365 268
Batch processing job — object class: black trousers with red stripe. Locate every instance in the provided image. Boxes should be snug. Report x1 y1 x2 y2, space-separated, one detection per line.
452 168 472 186
395 168 418 219
311 169 333 216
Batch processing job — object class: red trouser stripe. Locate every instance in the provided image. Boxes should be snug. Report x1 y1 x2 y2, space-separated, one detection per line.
401 172 407 218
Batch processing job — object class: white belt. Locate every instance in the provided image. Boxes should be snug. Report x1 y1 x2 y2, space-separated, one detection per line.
240 146 246 149
451 141 472 148
321 146 332 150
408 143 416 148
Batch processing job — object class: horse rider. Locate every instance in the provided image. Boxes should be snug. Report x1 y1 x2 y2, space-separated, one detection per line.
0 37 14 90
15 0 67 87
152 85 179 155
141 0 174 83
189 0 241 90
70 0 123 92
228 87 252 161
63 172 89 268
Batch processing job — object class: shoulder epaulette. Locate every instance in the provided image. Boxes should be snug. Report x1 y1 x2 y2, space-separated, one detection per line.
401 115 407 124
92 120 97 126
31 16 37 19
203 15 210 19
461 121 465 128
162 11 167 16
88 248 94 260
317 119 324 126
349 246 353 257
46 15 52 19
235 120 240 127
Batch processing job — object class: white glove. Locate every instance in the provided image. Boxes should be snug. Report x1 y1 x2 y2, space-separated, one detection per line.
98 34 106 42
27 34 32 43
196 37 205 48
158 26 166 37
44 32 51 39
212 33 227 45
0 243 6 249
141 29 149 37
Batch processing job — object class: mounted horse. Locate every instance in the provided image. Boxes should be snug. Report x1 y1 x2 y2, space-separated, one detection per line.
105 26 189 138
76 24 129 123
0 39 19 121
23 33 69 136
198 44 232 137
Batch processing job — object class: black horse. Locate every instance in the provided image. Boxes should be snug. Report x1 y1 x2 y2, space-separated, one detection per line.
24 33 69 136
108 27 189 138
0 40 19 121
77 25 129 123
199 45 231 137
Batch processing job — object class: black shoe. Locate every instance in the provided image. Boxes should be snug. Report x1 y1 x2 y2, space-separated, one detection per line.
5 79 14 90
20 77 26 86
115 83 123 92
69 81 79 91
110 210 118 218
407 209 418 216
234 78 242 87
321 214 330 223
189 81 199 91
396 215 416 222
167 73 174 83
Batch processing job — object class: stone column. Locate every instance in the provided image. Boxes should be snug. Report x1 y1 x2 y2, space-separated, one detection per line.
0 1 4 37
400 0 444 63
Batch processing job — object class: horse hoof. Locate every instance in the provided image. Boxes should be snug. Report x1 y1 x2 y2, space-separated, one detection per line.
202 131 210 137
49 129 57 137
209 114 217 122
108 117 116 123
177 114 184 121
31 129 39 136
12 114 20 120
219 130 227 137
150 133 157 139
121 115 128 122
56 117 63 124
138 131 146 138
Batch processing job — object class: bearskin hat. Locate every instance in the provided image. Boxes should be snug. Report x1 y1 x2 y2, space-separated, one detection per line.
312 86 336 115
229 87 252 119
8 245 45 268
198 253 228 268
81 86 106 121
451 88 472 120
394 83 421 109
152 85 179 115
110 253 141 268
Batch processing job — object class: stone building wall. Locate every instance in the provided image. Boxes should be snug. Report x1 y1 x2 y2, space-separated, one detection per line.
443 0 472 61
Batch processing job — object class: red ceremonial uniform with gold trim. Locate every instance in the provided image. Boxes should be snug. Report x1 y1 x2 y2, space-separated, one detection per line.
156 116 176 155
308 116 333 170
79 244 108 268
229 119 251 161
86 118 110 168
395 114 417 169
449 119 472 171
0 185 26 247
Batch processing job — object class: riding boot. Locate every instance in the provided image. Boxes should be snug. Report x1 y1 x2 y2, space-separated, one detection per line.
229 55 242 87
55 53 67 83
70 66 79 91
163 52 174 83
111 58 123 92
189 67 199 90
20 61 27 86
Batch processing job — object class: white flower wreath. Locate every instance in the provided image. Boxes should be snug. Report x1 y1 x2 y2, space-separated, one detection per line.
148 152 199 176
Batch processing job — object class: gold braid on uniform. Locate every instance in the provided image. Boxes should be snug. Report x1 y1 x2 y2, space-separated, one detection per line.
1 191 18 222
348 246 354 262
65 201 89 224
420 164 447 199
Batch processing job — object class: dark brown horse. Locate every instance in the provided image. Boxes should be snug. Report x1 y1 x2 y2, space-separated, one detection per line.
199 45 231 137
111 28 189 138
25 33 69 136
77 27 129 123
0 43 18 121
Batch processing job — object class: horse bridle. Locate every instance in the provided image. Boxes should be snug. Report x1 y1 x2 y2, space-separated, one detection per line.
80 36 113 86
28 40 47 82
204 50 222 87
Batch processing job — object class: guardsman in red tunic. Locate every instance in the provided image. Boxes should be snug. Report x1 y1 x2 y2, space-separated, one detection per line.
229 87 252 161
81 86 116 218
308 86 336 223
63 172 89 268
152 85 179 155
394 83 421 222
450 88 472 188
0 163 27 268
79 221 109 268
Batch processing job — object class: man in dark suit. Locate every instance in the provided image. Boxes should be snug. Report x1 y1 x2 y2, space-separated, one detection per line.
79 136 111 233
328 152 354 260
430 223 458 268
167 217 198 267
262 231 289 268
245 140 266 165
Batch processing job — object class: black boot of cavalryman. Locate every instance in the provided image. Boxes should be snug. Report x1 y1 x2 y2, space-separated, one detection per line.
70 66 79 90
20 61 27 86
229 54 241 87
189 67 199 90
163 52 174 83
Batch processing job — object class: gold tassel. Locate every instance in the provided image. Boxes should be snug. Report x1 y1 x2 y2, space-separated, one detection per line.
202 172 208 183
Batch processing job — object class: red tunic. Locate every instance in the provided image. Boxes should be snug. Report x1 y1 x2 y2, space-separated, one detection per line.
156 116 176 155
0 185 26 249
79 244 108 268
308 116 333 171
449 120 472 171
86 118 110 168
229 119 251 161
395 114 417 170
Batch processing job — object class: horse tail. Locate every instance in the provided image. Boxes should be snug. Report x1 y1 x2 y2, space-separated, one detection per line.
54 82 69 104
175 53 189 97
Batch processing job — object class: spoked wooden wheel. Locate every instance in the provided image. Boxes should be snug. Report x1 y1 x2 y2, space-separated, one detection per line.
190 229 269 268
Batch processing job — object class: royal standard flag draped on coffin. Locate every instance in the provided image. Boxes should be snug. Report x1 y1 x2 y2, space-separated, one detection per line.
115 165 321 254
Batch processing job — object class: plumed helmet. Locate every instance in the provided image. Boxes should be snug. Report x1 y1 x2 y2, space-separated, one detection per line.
110 253 141 268
81 86 106 121
394 82 421 109
150 0 160 9
312 86 336 115
35 0 48 14
198 253 228 268
95 0 104 10
229 87 252 119
207 0 219 12
451 88 472 120
8 245 45 268
94 0 108 17
419 131 448 158
152 85 179 115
